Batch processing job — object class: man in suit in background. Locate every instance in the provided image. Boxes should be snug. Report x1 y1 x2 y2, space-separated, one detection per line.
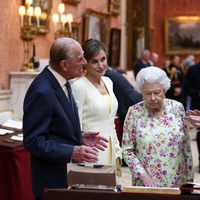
105 67 142 124
164 55 184 104
105 67 142 146
149 52 159 66
23 37 108 200
133 49 152 78
184 62 200 171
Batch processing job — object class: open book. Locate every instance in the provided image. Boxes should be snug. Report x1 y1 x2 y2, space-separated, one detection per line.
1 120 22 131
0 128 14 135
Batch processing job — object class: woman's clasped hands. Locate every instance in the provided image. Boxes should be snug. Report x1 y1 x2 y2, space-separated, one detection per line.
139 173 158 187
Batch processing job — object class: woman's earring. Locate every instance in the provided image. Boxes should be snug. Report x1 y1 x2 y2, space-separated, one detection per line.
82 66 87 76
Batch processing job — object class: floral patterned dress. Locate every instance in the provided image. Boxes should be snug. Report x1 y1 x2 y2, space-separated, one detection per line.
122 98 193 187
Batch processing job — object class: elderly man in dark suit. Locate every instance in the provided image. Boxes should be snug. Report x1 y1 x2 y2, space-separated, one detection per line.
23 37 108 200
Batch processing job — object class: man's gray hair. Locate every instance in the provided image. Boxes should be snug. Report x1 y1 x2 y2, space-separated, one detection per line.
135 66 171 93
49 37 79 66
142 49 150 56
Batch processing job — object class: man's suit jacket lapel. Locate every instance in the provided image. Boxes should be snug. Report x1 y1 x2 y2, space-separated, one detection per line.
44 67 81 140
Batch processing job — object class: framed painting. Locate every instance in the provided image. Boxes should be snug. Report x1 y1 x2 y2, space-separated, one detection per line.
25 0 52 34
108 28 121 67
71 22 82 43
108 0 121 15
84 9 111 49
165 16 200 54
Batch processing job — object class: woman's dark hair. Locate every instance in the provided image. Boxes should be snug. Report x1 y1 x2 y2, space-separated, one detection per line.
82 39 107 61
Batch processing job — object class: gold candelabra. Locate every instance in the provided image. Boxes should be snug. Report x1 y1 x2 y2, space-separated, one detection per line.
18 0 41 72
52 3 73 39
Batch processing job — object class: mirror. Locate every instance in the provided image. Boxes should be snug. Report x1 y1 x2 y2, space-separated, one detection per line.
23 0 52 34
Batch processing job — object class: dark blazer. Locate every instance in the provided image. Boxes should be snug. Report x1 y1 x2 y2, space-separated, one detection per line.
23 67 82 199
184 63 200 110
133 59 152 78
105 68 142 123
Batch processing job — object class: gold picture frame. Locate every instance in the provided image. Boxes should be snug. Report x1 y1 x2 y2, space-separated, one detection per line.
84 9 111 49
165 16 200 54
108 0 121 15
71 22 82 43
109 28 121 67
29 0 52 34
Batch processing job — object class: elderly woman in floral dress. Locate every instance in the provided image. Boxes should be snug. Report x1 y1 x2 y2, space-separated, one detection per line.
122 66 193 187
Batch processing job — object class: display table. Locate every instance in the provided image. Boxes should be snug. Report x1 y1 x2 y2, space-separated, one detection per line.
44 189 200 200
0 131 34 200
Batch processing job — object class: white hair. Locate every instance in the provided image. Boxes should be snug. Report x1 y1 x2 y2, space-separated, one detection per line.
142 49 150 55
181 54 195 67
135 66 171 93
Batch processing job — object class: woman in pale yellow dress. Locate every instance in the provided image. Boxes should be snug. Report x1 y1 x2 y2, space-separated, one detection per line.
71 39 122 176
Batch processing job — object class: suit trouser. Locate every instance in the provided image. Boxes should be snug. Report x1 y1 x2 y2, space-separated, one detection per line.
190 102 200 164
35 198 42 200
196 129 200 163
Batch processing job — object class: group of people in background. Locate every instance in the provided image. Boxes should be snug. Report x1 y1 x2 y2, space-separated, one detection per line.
133 50 199 112
133 49 160 78
23 38 200 200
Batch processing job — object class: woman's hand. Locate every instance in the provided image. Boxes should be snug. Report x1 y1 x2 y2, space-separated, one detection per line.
82 131 108 151
139 173 158 187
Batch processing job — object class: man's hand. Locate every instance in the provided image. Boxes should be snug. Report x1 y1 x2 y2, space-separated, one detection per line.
185 110 200 127
186 109 200 116
82 132 108 151
72 145 99 163
139 173 157 187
